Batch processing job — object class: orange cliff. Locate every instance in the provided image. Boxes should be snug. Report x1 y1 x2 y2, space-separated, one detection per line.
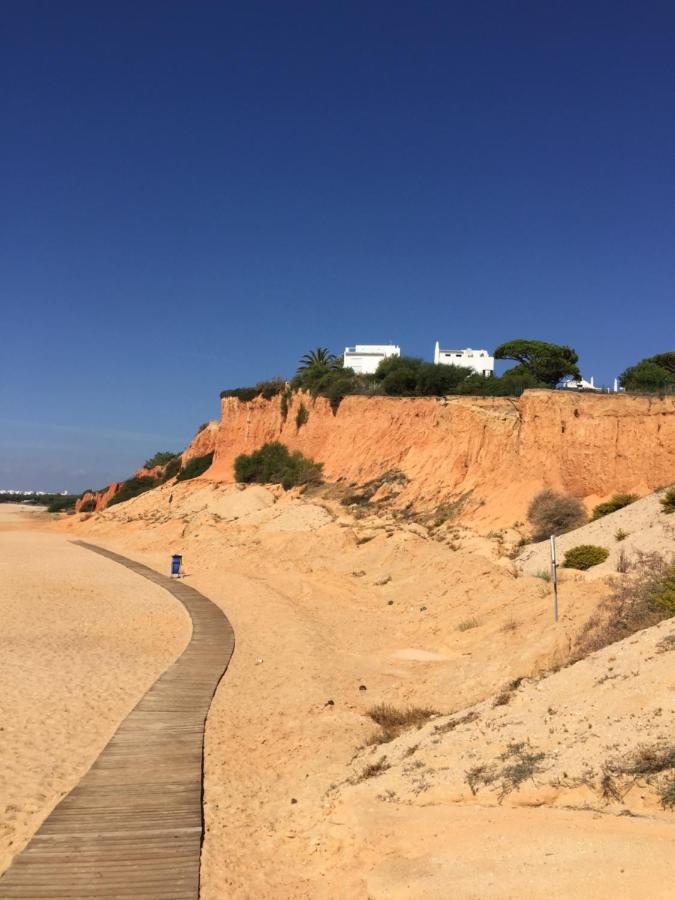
208 390 675 528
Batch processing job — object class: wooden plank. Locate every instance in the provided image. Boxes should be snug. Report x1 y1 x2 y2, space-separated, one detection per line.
0 541 234 900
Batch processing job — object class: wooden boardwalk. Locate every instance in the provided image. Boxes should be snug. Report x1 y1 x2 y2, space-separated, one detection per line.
0 541 234 899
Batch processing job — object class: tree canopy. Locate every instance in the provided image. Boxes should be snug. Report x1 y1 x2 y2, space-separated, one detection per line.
494 339 581 387
620 352 675 392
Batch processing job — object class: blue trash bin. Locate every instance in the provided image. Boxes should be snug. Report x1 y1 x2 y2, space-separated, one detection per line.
171 554 182 576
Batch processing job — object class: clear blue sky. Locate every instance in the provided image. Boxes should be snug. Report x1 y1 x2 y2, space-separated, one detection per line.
1 2 674 492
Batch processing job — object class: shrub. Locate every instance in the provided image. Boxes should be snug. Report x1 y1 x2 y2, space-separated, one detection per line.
160 455 182 482
572 552 675 659
563 545 609 570
79 499 96 513
197 421 209 433
615 528 629 541
234 442 322 490
279 388 290 422
457 617 480 631
220 386 259 402
108 476 158 507
46 495 78 513
591 493 639 520
295 402 309 429
366 704 438 745
175 452 214 482
527 488 586 541
660 486 675 514
220 378 286 403
144 451 178 469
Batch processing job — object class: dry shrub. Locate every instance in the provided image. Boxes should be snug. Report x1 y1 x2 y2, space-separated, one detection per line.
366 704 438 745
527 489 586 541
573 551 675 659
660 486 675 514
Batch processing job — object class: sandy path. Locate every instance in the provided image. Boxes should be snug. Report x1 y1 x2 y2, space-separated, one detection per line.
0 507 191 874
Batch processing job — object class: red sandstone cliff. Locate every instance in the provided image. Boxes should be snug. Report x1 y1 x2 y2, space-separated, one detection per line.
209 390 675 527
76 392 675 526
182 420 218 462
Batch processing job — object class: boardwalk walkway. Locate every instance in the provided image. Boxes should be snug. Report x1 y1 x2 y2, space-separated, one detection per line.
0 541 234 899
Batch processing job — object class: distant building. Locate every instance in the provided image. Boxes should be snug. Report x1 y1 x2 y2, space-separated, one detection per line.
561 376 600 391
434 342 494 377
343 344 401 375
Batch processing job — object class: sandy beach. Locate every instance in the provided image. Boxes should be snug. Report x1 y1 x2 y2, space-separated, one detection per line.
0 505 191 874
41 481 675 897
2 489 674 896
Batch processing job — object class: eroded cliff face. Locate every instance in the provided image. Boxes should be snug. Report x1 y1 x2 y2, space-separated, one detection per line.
209 390 675 527
181 420 218 462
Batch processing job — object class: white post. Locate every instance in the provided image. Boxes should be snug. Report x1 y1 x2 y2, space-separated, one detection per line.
550 535 559 623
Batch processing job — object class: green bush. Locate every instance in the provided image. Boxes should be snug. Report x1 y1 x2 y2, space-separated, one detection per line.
144 451 179 469
280 388 291 422
234 442 322 490
220 386 259 401
563 544 610 570
46 495 78 513
527 488 586 541
175 452 214 482
591 493 639 520
220 379 285 403
660 487 675 515
160 455 182 482
620 352 675 393
295 402 309 429
108 476 158 507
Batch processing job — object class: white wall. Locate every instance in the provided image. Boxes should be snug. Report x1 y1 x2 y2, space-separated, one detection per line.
434 342 494 376
344 344 401 375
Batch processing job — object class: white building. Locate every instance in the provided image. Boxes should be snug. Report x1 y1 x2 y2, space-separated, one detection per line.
343 344 400 375
561 376 600 391
434 342 494 377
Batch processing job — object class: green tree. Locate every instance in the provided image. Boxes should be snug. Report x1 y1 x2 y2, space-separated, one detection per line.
494 339 581 387
373 356 424 395
144 451 179 468
619 352 675 392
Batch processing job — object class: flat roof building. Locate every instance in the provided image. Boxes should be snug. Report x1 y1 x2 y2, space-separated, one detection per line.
434 342 494 377
344 344 400 375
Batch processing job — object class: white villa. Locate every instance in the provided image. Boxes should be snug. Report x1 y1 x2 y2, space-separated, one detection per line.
561 376 600 391
343 344 400 374
434 341 494 376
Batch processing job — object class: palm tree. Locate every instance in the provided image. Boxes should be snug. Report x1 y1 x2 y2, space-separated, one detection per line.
297 347 339 374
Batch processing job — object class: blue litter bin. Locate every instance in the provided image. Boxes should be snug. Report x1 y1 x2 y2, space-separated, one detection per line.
171 554 182 576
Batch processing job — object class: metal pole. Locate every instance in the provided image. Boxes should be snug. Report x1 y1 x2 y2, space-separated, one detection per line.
550 535 559 623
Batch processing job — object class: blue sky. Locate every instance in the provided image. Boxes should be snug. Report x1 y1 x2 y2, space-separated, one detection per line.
1 2 674 491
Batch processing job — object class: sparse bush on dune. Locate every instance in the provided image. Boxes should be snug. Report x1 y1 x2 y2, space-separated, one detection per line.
591 493 639 520
527 488 586 541
234 442 322 490
573 551 675 659
660 486 675 514
175 452 214 482
563 545 610 570
365 704 439 745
